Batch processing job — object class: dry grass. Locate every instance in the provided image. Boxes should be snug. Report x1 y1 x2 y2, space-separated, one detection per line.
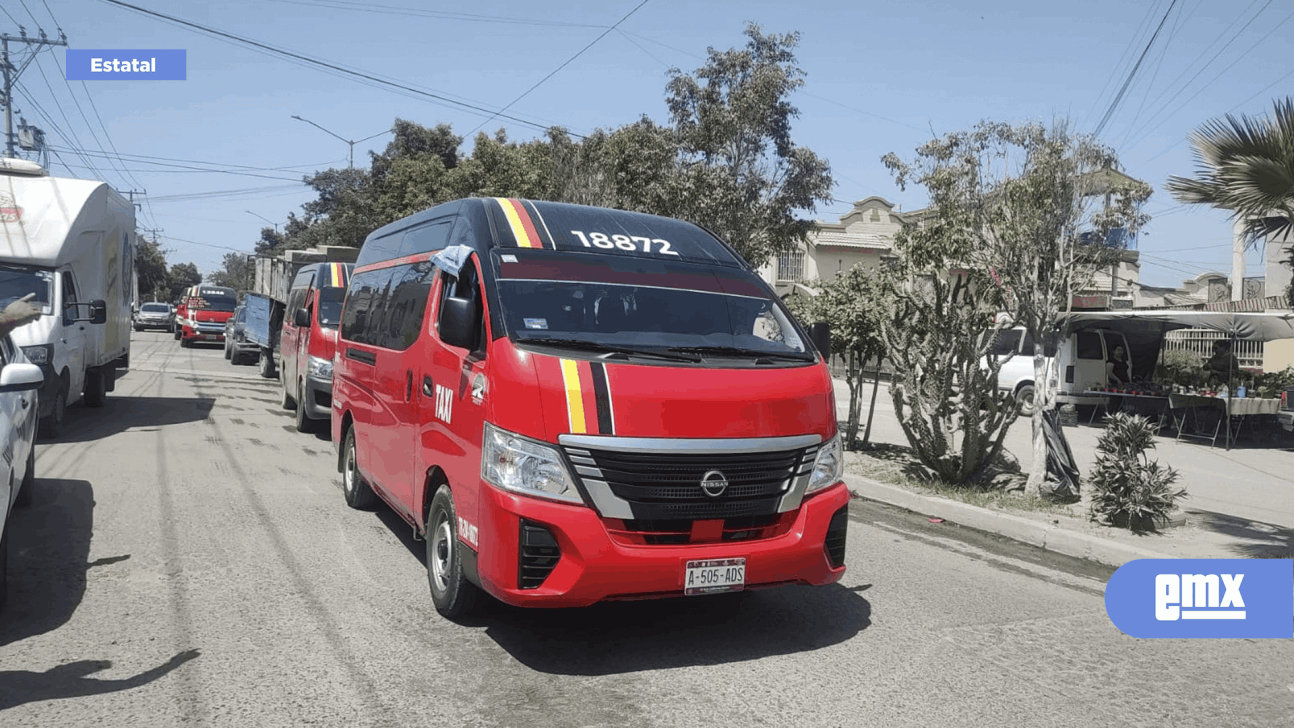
843 442 1087 517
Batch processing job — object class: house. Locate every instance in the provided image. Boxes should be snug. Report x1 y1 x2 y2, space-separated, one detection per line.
757 197 908 297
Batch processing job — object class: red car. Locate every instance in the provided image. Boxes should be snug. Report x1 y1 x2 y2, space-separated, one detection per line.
332 198 848 617
174 285 237 347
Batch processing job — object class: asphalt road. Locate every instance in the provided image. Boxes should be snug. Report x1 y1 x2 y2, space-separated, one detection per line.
0 331 1291 727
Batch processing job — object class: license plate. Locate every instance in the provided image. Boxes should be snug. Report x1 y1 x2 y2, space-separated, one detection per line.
684 558 745 595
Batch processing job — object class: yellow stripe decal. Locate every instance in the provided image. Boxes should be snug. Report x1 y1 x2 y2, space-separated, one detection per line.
560 359 586 433
330 263 342 287
496 197 536 248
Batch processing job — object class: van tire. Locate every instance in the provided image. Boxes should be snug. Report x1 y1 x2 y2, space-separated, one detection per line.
294 380 312 433
281 380 296 410
180 336 191 348
1016 383 1036 416
427 485 479 619
83 369 106 408
341 428 378 510
174 326 181 340
38 383 66 440
14 445 34 508
259 350 276 379
224 338 232 359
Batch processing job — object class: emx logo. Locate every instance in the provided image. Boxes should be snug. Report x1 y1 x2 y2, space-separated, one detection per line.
1106 559 1292 639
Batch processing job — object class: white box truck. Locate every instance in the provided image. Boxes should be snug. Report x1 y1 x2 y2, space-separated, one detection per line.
0 157 134 437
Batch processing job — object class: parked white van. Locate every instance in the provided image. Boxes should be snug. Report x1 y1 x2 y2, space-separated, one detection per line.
990 326 1132 414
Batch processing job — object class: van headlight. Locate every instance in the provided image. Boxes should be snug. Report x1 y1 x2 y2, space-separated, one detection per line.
482 423 583 504
307 355 332 379
21 345 51 365
805 433 843 494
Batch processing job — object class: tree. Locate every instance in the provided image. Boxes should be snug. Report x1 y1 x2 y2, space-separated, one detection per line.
208 253 254 293
167 262 202 300
874 263 1020 485
135 237 169 302
665 23 833 269
883 120 1151 495
1165 97 1294 244
786 267 890 451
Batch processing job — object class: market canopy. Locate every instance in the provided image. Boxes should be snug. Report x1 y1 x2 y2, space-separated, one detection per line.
1063 311 1294 342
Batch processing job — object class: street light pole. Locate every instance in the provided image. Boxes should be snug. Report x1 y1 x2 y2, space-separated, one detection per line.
246 210 279 232
290 115 390 169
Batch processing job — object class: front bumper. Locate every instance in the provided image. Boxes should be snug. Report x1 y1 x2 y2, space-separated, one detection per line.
471 481 850 608
302 374 334 421
135 316 172 329
182 324 226 342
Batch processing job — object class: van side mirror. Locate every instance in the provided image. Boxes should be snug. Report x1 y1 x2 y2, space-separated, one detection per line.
440 296 480 350
0 362 44 392
293 307 310 327
808 322 831 358
69 300 108 324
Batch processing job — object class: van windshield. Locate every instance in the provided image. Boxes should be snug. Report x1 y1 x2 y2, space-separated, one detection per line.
0 267 53 314
493 252 811 362
316 287 345 329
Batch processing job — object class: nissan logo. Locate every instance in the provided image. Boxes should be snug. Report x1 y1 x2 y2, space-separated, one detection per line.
700 470 728 498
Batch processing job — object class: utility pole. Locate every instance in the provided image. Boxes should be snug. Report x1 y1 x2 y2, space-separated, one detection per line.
1 27 68 158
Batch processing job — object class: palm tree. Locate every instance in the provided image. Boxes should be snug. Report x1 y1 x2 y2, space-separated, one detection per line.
1165 97 1294 244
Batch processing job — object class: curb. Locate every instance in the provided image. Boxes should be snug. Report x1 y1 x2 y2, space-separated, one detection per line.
844 474 1177 567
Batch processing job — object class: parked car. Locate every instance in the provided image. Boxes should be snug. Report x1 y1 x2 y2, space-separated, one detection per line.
224 305 257 365
133 301 175 332
988 325 1129 415
0 333 44 612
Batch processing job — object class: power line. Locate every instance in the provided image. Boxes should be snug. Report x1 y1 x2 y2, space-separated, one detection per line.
1093 0 1179 138
96 0 585 138
1125 0 1279 146
264 0 609 29
1084 0 1167 131
467 0 650 137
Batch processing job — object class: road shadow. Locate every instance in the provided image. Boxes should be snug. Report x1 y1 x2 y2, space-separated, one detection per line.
0 649 201 710
473 584 870 676
367 499 870 676
47 395 215 444
0 479 95 646
1187 509 1294 558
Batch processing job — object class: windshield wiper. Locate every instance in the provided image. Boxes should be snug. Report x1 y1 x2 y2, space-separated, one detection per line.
517 337 702 362
667 345 813 363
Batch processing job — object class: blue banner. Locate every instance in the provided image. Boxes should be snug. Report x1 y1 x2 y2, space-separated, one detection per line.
66 50 186 80
1106 559 1293 638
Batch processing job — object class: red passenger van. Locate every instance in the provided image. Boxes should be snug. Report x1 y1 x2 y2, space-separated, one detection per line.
174 285 237 348
332 198 848 617
279 262 351 432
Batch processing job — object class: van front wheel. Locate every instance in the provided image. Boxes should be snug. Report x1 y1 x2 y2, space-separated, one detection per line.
427 485 479 619
1016 384 1036 416
341 428 377 510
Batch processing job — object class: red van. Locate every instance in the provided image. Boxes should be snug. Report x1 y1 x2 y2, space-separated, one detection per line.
279 262 351 432
332 198 848 617
174 285 237 347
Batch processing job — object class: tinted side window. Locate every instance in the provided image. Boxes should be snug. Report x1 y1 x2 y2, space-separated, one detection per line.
342 268 393 345
1076 331 1103 360
342 263 435 350
398 219 454 258
355 232 402 269
991 329 1022 356
62 272 78 326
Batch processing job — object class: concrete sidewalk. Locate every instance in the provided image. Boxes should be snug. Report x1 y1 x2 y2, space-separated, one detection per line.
834 377 1294 566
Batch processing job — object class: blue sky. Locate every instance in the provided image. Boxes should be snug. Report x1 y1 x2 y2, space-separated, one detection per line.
5 0 1292 287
